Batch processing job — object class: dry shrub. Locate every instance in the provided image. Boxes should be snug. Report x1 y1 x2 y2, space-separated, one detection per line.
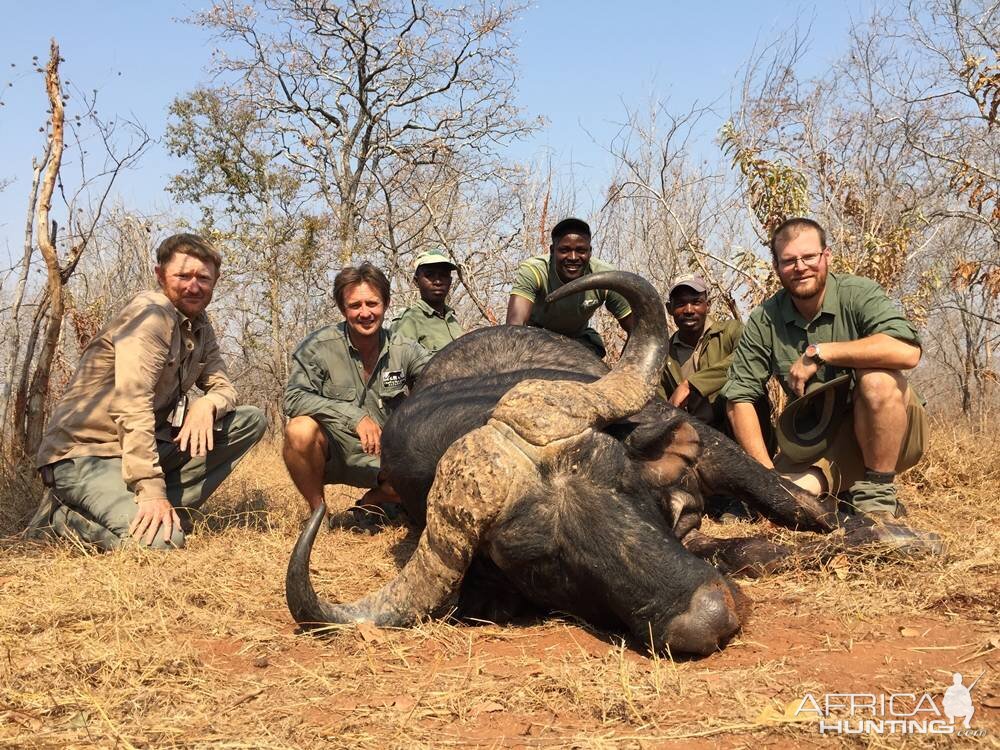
908 413 1000 494
0 444 44 536
1 430 998 747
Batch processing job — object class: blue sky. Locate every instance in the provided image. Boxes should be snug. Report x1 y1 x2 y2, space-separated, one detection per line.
0 0 872 264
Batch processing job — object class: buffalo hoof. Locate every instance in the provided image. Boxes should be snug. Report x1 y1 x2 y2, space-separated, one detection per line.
842 516 945 559
663 580 743 656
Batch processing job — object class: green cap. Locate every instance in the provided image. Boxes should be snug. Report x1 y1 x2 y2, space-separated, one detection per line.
414 250 457 271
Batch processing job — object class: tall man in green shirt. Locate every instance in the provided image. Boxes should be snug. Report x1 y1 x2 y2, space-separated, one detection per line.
721 218 927 522
391 250 465 353
283 263 430 531
506 217 634 358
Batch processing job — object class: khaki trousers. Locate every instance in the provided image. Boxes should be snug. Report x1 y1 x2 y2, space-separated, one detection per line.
774 389 927 498
43 406 266 550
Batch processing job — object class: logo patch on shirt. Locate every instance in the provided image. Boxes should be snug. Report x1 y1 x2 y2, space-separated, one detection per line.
582 298 600 309
382 370 405 390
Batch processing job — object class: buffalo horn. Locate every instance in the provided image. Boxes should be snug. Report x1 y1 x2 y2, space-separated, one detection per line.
546 270 669 421
286 427 531 630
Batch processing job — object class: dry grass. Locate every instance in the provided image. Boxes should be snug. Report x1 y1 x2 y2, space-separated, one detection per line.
2 421 999 748
0 445 43 535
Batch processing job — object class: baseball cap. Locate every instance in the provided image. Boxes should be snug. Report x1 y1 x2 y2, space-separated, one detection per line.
667 273 708 298
413 250 457 271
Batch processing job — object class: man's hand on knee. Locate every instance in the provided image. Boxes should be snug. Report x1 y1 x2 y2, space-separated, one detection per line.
356 415 382 456
175 398 217 457
129 497 182 546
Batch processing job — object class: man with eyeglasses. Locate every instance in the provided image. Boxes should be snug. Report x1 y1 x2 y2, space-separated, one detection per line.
720 218 931 542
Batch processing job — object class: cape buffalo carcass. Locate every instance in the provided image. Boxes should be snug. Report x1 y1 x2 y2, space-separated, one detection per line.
286 272 839 656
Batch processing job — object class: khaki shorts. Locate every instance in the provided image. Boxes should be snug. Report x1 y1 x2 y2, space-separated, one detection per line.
320 421 381 490
773 387 927 495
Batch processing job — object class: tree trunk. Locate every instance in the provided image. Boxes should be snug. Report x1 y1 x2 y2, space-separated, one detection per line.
18 40 66 458
1 152 47 438
336 200 358 264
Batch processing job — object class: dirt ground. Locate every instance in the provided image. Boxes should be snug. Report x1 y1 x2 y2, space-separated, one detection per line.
1 426 998 748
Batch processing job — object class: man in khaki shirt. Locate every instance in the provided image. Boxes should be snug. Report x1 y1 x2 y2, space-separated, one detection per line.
30 234 266 550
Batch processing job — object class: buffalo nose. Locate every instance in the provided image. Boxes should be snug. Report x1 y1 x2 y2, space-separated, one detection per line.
664 580 743 655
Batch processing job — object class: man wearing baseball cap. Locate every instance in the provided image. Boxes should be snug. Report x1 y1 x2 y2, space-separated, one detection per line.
660 273 752 434
506 217 633 358
391 250 465 354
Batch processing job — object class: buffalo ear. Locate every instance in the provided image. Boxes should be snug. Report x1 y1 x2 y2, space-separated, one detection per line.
633 419 701 488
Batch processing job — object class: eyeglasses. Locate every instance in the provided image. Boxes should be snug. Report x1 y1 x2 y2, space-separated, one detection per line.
777 252 825 271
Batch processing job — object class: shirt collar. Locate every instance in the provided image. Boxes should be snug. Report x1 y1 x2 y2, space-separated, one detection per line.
172 304 208 332
342 322 389 357
779 273 841 328
669 316 719 349
414 298 454 319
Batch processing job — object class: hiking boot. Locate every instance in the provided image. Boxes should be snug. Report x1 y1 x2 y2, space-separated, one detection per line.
845 480 901 517
328 501 404 534
22 489 59 540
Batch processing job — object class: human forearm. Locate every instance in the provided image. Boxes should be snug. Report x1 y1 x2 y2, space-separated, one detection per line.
506 294 532 325
111 308 172 502
727 401 773 468
816 333 920 371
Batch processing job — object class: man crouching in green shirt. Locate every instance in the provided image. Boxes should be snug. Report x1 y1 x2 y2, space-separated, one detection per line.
391 250 466 354
283 263 430 532
660 273 747 432
721 218 934 543
506 217 634 358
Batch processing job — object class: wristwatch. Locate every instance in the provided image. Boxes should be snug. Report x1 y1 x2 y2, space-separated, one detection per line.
804 343 825 365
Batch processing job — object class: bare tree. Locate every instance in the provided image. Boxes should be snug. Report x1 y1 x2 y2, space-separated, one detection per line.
371 148 532 326
168 86 333 427
3 40 150 458
599 99 749 317
722 5 999 415
182 0 537 263
723 26 940 304
858 0 1000 415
